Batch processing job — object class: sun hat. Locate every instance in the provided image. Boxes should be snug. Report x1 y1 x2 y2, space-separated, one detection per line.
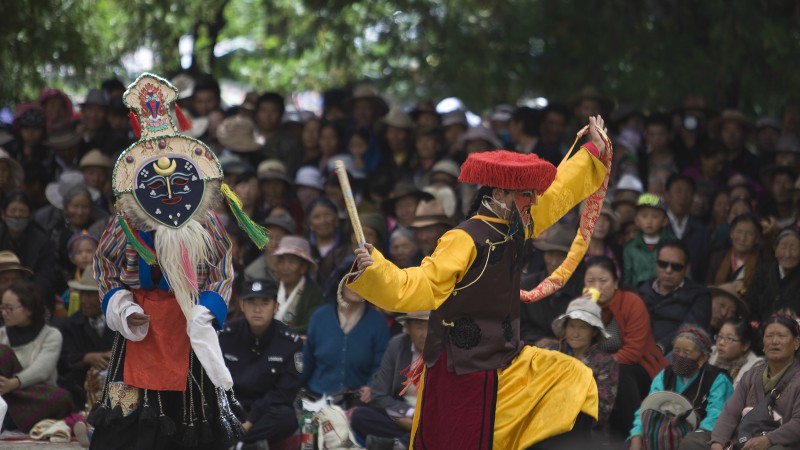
170 73 195 100
381 181 434 216
775 134 800 154
261 214 297 235
396 310 431 324
256 159 293 184
458 125 503 150
294 166 324 191
490 104 514 122
217 115 260 152
45 171 101 209
344 85 389 118
0 251 33 276
551 297 611 341
80 89 110 108
640 392 698 430
360 213 388 245
711 109 753 135
441 110 468 128
44 120 83 149
79 149 113 169
533 225 574 253
68 267 99 291
409 199 453 229
273 235 316 265
756 116 782 133
381 106 414 129
708 282 749 317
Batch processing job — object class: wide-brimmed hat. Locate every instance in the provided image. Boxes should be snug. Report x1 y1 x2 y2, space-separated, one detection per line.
45 120 83 149
756 116 782 133
396 310 431 324
79 149 113 169
381 106 414 129
551 298 610 341
170 73 195 100
424 185 458 219
239 91 259 112
458 125 503 149
257 159 293 184
171 110 209 139
430 159 461 180
568 86 615 114
262 214 297 235
711 109 754 135
441 110 468 128
409 199 453 228
490 104 514 122
708 282 749 316
760 163 798 186
382 181 434 216
360 213 388 244
345 85 389 118
640 392 698 430
80 89 109 108
241 278 279 301
294 166 324 191
533 225 574 253
68 267 99 291
273 235 316 265
0 251 32 276
218 115 260 152
219 154 255 177
459 150 557 192
45 171 101 209
775 134 800 154
599 203 620 233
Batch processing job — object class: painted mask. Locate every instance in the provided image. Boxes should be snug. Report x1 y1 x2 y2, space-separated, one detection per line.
133 154 205 228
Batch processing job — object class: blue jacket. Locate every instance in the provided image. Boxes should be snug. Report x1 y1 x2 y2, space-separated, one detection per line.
303 304 390 396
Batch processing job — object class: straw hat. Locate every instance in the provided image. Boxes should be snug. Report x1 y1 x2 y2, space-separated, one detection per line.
45 120 83 149
217 115 260 152
409 199 453 228
533 225 574 253
68 267 99 291
382 181 434 216
0 251 33 276
262 215 297 235
79 149 113 169
381 106 414 129
711 109 753 135
256 159 293 184
551 298 611 341
396 310 431 324
345 85 389 117
273 235 316 265
708 282 749 316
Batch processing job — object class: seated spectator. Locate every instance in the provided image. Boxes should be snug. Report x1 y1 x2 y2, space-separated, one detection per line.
407 199 453 263
520 225 585 346
0 251 34 307
381 182 434 230
637 239 712 354
317 212 387 288
0 192 55 301
305 196 344 261
746 228 800 322
303 274 389 405
583 256 668 438
707 214 767 287
708 314 800 450
628 326 734 450
708 317 763 387
243 214 296 284
273 236 324 335
219 279 302 448
624 194 671 287
78 149 113 212
57 267 114 409
759 165 797 229
62 231 99 316
0 280 72 432
387 227 419 269
585 204 623 275
350 310 430 449
550 297 619 430
664 174 710 281
708 283 749 337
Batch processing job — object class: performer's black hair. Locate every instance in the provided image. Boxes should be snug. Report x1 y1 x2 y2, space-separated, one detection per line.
466 185 494 218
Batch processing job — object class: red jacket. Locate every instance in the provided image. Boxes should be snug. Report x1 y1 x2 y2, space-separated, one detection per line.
604 289 667 378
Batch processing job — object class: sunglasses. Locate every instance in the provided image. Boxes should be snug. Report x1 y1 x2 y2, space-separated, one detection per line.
656 259 686 272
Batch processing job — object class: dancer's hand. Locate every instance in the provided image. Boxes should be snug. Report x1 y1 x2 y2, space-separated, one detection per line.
127 312 150 328
588 116 608 157
354 243 375 272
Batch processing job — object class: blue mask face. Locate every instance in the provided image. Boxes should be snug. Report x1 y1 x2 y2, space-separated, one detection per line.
133 155 205 228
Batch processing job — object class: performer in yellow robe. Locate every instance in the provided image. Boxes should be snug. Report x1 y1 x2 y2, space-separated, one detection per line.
349 116 611 450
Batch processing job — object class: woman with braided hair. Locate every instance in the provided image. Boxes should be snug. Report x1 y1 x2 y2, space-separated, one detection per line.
350 117 612 449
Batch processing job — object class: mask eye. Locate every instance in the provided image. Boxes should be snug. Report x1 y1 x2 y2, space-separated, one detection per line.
148 180 165 190
172 176 189 186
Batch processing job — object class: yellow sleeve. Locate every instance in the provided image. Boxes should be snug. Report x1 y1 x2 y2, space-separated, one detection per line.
531 147 608 238
348 228 477 313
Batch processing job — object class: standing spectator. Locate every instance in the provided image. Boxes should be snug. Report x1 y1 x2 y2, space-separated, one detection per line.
79 89 127 156
57 268 114 409
345 85 390 132
533 103 571 166
273 236 325 335
586 204 623 273
508 107 539 156
0 193 55 299
0 280 73 432
254 92 301 176
78 149 113 212
662 174 709 280
350 310 430 448
293 166 325 211
569 86 615 129
381 182 434 230
623 193 671 287
708 317 763 387
9 106 50 172
305 196 343 261
407 199 453 261
299 117 321 165
637 240 712 354
707 214 766 287
45 120 84 177
387 227 418 269
243 215 296 285
381 107 415 181
191 75 221 118
754 116 782 157
759 165 798 229
219 279 302 449
745 228 800 321
440 110 468 157
714 109 760 182
38 88 74 128
641 113 677 184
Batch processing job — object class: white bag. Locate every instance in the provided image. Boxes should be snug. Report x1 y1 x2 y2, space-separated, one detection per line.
314 405 362 450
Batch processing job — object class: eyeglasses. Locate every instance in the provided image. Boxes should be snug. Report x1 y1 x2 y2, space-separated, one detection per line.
0 305 22 313
656 260 686 272
716 335 740 344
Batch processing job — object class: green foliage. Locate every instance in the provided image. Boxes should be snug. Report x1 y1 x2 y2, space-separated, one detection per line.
2 0 799 114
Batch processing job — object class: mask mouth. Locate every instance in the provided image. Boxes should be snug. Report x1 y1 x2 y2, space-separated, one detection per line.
161 196 183 205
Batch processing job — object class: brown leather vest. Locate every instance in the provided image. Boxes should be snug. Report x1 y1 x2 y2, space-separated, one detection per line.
423 215 524 375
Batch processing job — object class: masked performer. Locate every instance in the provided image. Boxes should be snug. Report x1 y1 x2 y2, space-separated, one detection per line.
88 73 268 450
350 116 612 449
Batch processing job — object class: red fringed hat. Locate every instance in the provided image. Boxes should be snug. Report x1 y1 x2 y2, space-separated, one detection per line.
459 150 557 191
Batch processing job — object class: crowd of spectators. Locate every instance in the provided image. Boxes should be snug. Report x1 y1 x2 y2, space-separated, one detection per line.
1 73 800 449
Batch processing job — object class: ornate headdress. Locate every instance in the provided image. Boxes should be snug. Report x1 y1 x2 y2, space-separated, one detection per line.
113 73 268 319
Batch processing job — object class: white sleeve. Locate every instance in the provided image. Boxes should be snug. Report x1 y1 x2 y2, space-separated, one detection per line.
188 305 233 390
105 290 148 341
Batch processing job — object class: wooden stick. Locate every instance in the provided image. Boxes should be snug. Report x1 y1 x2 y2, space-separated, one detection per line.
335 160 366 249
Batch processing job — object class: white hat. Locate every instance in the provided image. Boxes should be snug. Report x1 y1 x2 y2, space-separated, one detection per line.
294 166 324 191
640 392 698 430
551 298 610 341
616 173 644 193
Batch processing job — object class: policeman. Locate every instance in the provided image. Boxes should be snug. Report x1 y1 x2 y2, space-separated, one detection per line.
219 278 303 449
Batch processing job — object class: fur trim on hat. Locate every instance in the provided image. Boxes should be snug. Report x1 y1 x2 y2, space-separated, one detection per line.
459 150 557 192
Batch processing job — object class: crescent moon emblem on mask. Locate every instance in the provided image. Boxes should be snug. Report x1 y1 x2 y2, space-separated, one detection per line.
153 157 176 176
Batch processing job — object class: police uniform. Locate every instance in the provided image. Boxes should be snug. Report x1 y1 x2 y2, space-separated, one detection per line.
219 314 303 444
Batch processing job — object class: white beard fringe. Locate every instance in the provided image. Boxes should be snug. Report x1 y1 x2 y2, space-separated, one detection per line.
153 220 215 323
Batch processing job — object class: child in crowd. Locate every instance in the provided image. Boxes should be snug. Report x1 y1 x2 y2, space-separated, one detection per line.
623 193 671 287
62 231 99 316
